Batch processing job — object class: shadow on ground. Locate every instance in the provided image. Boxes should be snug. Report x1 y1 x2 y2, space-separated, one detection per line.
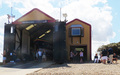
0 60 72 69
0 60 94 69
0 61 54 69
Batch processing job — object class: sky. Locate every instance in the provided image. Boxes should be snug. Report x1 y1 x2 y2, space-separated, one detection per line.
0 0 120 62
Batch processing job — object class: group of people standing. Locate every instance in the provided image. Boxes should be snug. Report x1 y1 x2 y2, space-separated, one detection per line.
1 49 17 65
2 48 47 65
70 50 84 63
94 48 118 64
35 48 47 62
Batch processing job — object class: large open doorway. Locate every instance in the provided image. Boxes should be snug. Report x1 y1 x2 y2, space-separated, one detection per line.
4 22 67 63
70 45 87 62
3 22 54 62
17 22 54 61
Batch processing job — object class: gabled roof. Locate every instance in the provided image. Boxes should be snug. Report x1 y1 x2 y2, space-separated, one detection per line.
66 18 91 26
66 18 92 60
13 8 55 24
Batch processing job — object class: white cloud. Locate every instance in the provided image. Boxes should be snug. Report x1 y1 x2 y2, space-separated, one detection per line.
0 15 7 62
60 0 114 59
0 35 4 62
4 0 55 15
0 15 7 34
92 40 110 60
2 0 115 60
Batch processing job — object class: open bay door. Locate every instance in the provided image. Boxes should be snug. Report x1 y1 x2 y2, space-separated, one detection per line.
53 22 67 63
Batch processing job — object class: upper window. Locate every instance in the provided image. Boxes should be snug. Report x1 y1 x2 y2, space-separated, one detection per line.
71 28 81 36
70 24 84 37
10 26 14 33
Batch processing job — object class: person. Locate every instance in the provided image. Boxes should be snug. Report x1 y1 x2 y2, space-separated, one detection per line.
101 49 107 64
1 50 6 64
13 50 17 64
70 51 74 62
108 48 113 64
36 49 39 60
9 50 15 63
6 48 10 62
79 51 83 63
107 58 110 64
112 53 117 64
94 54 98 63
100 54 102 63
73 49 78 63
42 49 46 62
32 50 36 60
38 49 42 62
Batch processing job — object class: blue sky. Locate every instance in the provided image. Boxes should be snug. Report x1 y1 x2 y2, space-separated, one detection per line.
0 0 120 61
108 0 120 43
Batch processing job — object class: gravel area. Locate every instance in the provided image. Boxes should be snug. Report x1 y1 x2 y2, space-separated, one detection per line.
28 60 120 75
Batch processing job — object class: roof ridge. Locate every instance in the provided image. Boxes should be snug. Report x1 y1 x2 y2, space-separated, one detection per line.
66 18 91 26
13 8 55 24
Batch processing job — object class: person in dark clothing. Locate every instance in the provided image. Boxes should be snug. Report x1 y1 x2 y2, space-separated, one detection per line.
112 53 117 64
108 48 113 64
73 50 78 63
107 58 110 64
13 50 17 63
101 49 108 64
6 48 10 62
94 54 98 63
9 50 15 63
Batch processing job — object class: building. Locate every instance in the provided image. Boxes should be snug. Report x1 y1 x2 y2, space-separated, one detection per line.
4 8 91 63
66 19 91 61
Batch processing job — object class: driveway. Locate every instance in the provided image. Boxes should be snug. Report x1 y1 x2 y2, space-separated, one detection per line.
0 61 54 75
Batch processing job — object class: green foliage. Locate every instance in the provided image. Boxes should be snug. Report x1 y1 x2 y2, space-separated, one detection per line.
97 42 120 55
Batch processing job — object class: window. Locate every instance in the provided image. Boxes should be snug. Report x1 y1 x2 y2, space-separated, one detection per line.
71 28 81 36
55 24 58 32
69 24 84 37
10 26 14 33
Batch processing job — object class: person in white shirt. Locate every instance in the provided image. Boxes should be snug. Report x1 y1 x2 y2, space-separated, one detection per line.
38 49 42 62
79 51 83 63
70 51 74 62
